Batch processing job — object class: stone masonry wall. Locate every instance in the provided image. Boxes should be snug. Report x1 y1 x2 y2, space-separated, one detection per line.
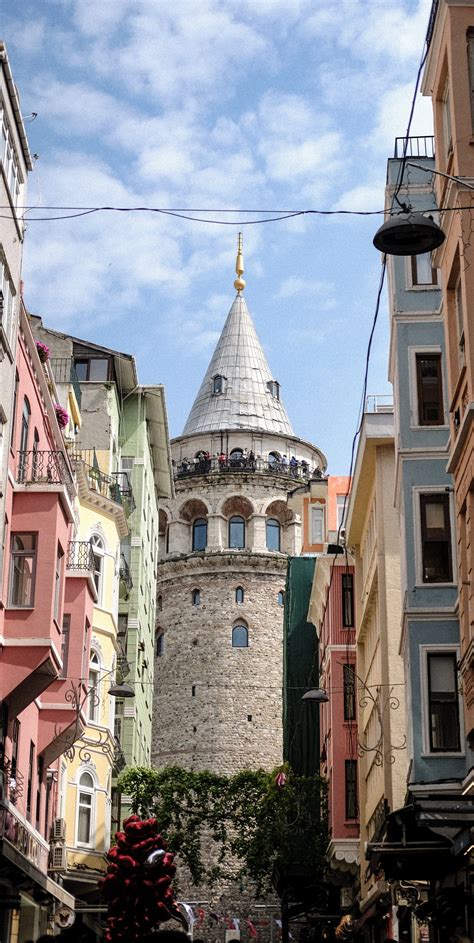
152 552 287 773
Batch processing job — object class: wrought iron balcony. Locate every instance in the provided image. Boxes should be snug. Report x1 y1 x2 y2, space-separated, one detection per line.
16 450 75 501
112 736 126 774
119 555 133 596
71 454 135 516
67 540 94 571
174 455 323 482
50 358 82 408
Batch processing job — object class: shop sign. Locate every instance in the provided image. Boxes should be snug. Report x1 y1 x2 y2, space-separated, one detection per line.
0 804 47 870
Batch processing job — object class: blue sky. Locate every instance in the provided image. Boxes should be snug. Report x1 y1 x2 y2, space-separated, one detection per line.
5 0 433 472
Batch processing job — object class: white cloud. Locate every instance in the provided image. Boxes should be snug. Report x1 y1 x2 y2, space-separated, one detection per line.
306 0 432 63
276 276 328 299
371 81 434 153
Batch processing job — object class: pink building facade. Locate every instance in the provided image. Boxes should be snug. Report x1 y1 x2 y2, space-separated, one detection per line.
307 479 359 913
0 303 94 941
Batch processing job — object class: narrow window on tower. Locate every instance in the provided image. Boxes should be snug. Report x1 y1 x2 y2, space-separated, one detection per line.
235 586 244 604
192 518 207 552
232 624 248 648
192 588 201 606
229 516 245 549
212 374 224 395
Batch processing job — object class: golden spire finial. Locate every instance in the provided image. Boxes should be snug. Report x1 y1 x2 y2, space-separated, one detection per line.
234 232 246 293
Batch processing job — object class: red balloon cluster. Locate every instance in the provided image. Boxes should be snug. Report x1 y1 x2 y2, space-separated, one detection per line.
99 815 179 942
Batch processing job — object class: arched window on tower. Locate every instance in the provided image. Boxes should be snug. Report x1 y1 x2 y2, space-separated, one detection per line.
235 586 244 604
232 624 248 648
155 629 165 657
192 588 201 606
268 451 281 467
278 590 285 607
229 516 245 549
192 518 207 551
266 518 281 551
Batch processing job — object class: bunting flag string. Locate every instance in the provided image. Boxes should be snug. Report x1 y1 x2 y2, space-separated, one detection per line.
180 904 280 935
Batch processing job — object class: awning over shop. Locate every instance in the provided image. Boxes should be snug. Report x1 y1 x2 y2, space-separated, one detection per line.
366 793 474 880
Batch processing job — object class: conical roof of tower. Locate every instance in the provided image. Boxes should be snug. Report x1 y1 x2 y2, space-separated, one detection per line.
182 292 294 437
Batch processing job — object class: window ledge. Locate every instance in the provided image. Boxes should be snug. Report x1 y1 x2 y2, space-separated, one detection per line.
421 751 465 758
409 424 448 431
5 605 35 611
416 581 456 589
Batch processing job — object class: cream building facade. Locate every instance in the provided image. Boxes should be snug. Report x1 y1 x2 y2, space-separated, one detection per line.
345 405 406 927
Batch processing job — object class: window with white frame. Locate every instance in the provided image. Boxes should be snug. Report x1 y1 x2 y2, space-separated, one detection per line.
0 103 22 207
90 534 105 603
87 651 101 723
54 544 64 623
416 353 444 425
336 494 348 531
77 771 95 845
0 256 16 348
426 651 461 753
420 493 453 583
310 506 324 544
410 253 438 288
9 533 37 607
442 77 453 160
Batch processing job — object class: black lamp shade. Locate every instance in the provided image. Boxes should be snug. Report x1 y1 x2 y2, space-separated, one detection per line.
302 688 329 703
108 681 135 698
373 213 445 256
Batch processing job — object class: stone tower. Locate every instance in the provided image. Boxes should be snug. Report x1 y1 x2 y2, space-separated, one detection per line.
152 238 326 919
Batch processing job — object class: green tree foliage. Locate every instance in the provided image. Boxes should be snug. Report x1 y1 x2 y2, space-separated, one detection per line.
118 765 328 894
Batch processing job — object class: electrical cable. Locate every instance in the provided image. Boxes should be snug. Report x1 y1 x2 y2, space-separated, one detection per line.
392 43 430 210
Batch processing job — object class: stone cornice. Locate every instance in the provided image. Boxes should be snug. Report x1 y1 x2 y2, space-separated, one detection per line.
159 549 288 580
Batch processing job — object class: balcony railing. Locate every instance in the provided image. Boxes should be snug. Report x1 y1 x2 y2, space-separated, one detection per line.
0 798 49 873
17 450 75 501
119 555 133 594
112 736 126 774
394 135 435 159
72 454 135 516
67 540 94 571
0 755 24 804
50 358 82 408
174 455 324 481
365 394 394 414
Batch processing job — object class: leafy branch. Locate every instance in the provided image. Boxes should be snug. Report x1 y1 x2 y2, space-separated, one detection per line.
118 764 328 894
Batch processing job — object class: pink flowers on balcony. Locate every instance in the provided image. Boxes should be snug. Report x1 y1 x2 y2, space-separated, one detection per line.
54 403 69 429
36 341 50 363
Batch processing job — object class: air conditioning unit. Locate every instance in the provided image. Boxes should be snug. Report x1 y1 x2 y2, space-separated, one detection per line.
51 817 66 842
49 844 67 872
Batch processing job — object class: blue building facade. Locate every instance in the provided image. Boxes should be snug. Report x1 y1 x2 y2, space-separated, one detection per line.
369 141 474 941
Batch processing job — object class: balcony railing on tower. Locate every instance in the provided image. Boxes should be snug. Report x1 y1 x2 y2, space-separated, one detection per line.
174 454 324 482
49 358 82 408
16 450 75 501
